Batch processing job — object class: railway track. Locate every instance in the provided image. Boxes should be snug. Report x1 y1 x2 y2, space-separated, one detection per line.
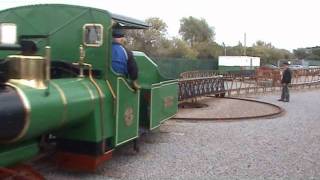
174 97 284 121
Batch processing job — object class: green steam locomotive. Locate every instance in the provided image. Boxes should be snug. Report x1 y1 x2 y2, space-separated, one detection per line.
0 4 178 172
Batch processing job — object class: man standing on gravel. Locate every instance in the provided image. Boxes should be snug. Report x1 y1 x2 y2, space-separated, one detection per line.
278 62 292 102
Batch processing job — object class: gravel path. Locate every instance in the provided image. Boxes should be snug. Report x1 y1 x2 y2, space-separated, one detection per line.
42 88 320 180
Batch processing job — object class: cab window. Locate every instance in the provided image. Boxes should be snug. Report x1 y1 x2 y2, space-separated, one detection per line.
83 24 103 47
0 23 17 45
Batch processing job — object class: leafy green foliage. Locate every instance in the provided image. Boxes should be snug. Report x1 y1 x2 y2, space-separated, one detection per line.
125 17 172 57
179 16 215 47
248 41 292 64
293 46 320 60
168 38 198 59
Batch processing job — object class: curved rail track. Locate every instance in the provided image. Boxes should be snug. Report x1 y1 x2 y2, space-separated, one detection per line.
174 97 284 121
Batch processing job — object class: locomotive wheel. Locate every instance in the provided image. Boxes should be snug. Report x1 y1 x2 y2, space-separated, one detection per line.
215 93 220 98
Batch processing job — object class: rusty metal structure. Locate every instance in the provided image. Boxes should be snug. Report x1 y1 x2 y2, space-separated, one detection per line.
178 67 320 100
178 76 225 101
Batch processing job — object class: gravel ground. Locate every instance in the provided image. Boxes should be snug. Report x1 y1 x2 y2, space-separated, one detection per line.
42 88 320 180
175 97 280 119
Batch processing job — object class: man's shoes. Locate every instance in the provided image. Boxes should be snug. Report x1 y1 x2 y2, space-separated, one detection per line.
278 99 289 102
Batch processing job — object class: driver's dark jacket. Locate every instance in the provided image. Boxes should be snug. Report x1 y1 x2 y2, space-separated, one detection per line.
281 68 292 84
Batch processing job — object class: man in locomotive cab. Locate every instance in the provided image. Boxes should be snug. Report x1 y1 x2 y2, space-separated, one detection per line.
111 28 139 90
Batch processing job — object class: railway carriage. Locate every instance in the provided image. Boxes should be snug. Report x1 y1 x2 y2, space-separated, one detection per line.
0 4 178 172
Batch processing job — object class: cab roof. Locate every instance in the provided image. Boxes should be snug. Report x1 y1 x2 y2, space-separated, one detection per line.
111 13 149 29
0 4 149 29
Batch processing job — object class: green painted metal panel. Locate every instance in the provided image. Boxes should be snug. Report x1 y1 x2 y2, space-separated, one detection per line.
133 51 162 88
115 78 140 146
0 140 39 167
133 52 178 130
0 4 112 77
150 81 178 130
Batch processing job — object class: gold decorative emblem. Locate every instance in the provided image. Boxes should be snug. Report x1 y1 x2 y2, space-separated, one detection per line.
164 96 174 108
124 107 134 126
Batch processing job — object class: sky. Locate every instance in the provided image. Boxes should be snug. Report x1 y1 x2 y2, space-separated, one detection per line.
1 0 320 51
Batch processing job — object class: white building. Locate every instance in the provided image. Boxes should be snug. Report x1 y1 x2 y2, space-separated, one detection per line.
218 56 260 71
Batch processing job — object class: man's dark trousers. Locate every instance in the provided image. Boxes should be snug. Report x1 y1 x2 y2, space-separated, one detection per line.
281 83 289 102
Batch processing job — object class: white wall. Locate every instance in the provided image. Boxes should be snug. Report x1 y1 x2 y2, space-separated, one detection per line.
218 56 260 67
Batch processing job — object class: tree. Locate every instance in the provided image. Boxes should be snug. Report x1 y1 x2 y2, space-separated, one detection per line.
224 40 293 64
125 17 170 57
145 17 167 34
179 16 215 47
193 41 222 59
168 38 198 59
254 40 274 48
293 48 307 59
125 16 294 63
228 42 244 56
249 40 292 64
292 47 320 60
310 47 320 60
